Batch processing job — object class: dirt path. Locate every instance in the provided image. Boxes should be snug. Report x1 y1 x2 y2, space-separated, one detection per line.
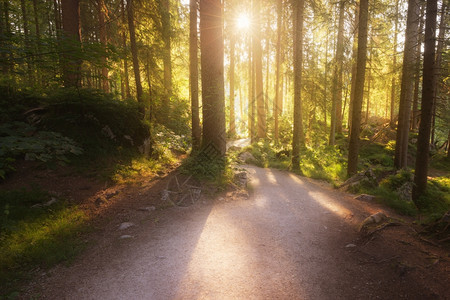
23 166 449 299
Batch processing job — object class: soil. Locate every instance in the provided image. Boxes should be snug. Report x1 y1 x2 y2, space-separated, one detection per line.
2 161 449 299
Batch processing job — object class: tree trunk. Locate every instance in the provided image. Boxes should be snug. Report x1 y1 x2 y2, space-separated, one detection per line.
98 0 109 92
292 0 305 170
61 0 81 88
348 2 359 132
430 1 446 145
21 0 33 84
121 0 130 99
200 0 226 156
347 0 368 177
254 0 265 139
329 0 345 145
412 3 424 131
190 0 201 151
127 0 144 115
390 0 399 129
412 0 437 207
274 0 282 142
394 0 420 169
160 0 172 115
229 34 236 137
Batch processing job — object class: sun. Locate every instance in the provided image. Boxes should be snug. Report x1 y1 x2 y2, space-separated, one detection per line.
236 13 250 29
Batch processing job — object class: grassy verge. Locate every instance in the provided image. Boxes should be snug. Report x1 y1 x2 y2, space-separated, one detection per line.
0 188 88 297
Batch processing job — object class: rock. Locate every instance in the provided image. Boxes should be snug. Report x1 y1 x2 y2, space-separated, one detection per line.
354 194 376 202
234 171 248 187
137 206 156 212
239 152 256 163
95 197 107 207
340 169 377 190
119 235 133 239
359 212 387 231
118 222 135 230
43 197 58 206
397 182 413 202
345 243 357 248
105 190 119 199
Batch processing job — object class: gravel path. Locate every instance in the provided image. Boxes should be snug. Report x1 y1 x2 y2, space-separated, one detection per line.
25 166 448 299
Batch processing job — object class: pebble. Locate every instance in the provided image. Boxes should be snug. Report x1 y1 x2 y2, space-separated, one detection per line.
118 222 135 230
119 235 133 239
345 243 357 248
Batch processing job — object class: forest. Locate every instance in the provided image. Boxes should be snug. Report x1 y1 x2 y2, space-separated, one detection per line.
0 0 449 296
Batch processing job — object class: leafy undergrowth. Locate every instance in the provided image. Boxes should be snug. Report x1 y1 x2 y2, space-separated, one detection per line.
0 188 88 297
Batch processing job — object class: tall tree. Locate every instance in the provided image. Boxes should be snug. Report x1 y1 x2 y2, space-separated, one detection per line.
347 0 368 176
394 0 420 169
411 2 424 130
412 0 437 206
98 0 109 92
229 34 236 137
61 0 81 87
190 0 201 150
200 0 226 155
253 0 266 139
121 0 130 98
160 0 172 114
291 0 305 170
329 0 345 145
390 0 399 128
274 0 283 142
127 0 144 115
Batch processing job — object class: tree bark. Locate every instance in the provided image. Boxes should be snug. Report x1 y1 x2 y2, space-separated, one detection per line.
121 0 130 99
98 0 109 92
347 0 368 177
127 0 144 116
61 0 81 88
412 3 424 131
292 0 305 171
394 0 420 169
329 0 345 145
200 0 226 156
253 0 265 139
390 0 399 128
160 0 172 115
348 2 359 133
412 0 437 207
190 0 201 150
229 34 236 137
274 0 282 142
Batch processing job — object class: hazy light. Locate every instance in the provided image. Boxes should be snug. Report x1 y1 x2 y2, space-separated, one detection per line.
237 13 250 29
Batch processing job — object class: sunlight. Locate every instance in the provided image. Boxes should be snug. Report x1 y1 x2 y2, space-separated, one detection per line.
236 13 251 29
308 191 352 219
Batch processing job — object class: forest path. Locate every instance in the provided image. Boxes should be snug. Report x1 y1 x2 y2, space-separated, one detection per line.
24 166 448 299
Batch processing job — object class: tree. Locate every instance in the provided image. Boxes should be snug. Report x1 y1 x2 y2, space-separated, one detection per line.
390 0 399 128
274 0 283 142
121 0 131 99
200 0 226 155
61 0 82 88
347 0 368 176
229 34 236 137
127 0 144 116
412 0 437 206
159 0 172 114
98 0 109 92
394 0 420 169
253 0 266 139
190 0 201 150
329 0 345 145
291 0 305 170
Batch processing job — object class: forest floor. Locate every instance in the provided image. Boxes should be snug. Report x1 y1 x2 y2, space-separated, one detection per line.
12 160 449 299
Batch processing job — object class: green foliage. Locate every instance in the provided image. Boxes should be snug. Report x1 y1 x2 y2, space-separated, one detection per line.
415 177 450 221
152 123 190 156
359 142 394 167
180 153 233 186
0 122 83 179
0 188 88 295
430 153 450 172
40 88 150 156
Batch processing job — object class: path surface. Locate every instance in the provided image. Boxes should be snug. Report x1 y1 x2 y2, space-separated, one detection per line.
25 166 448 299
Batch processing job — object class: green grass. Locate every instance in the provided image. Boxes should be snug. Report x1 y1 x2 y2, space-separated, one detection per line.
0 188 88 297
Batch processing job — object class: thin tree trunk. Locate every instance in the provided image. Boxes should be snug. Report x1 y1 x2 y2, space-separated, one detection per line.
127 0 144 115
292 0 305 170
98 0 109 92
274 0 282 142
229 34 236 137
348 2 359 132
329 0 345 145
412 0 437 206
323 27 329 130
347 0 368 176
160 0 172 115
200 0 226 155
121 0 130 98
412 3 424 130
390 0 399 128
190 0 201 150
254 0 265 139
431 1 446 144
